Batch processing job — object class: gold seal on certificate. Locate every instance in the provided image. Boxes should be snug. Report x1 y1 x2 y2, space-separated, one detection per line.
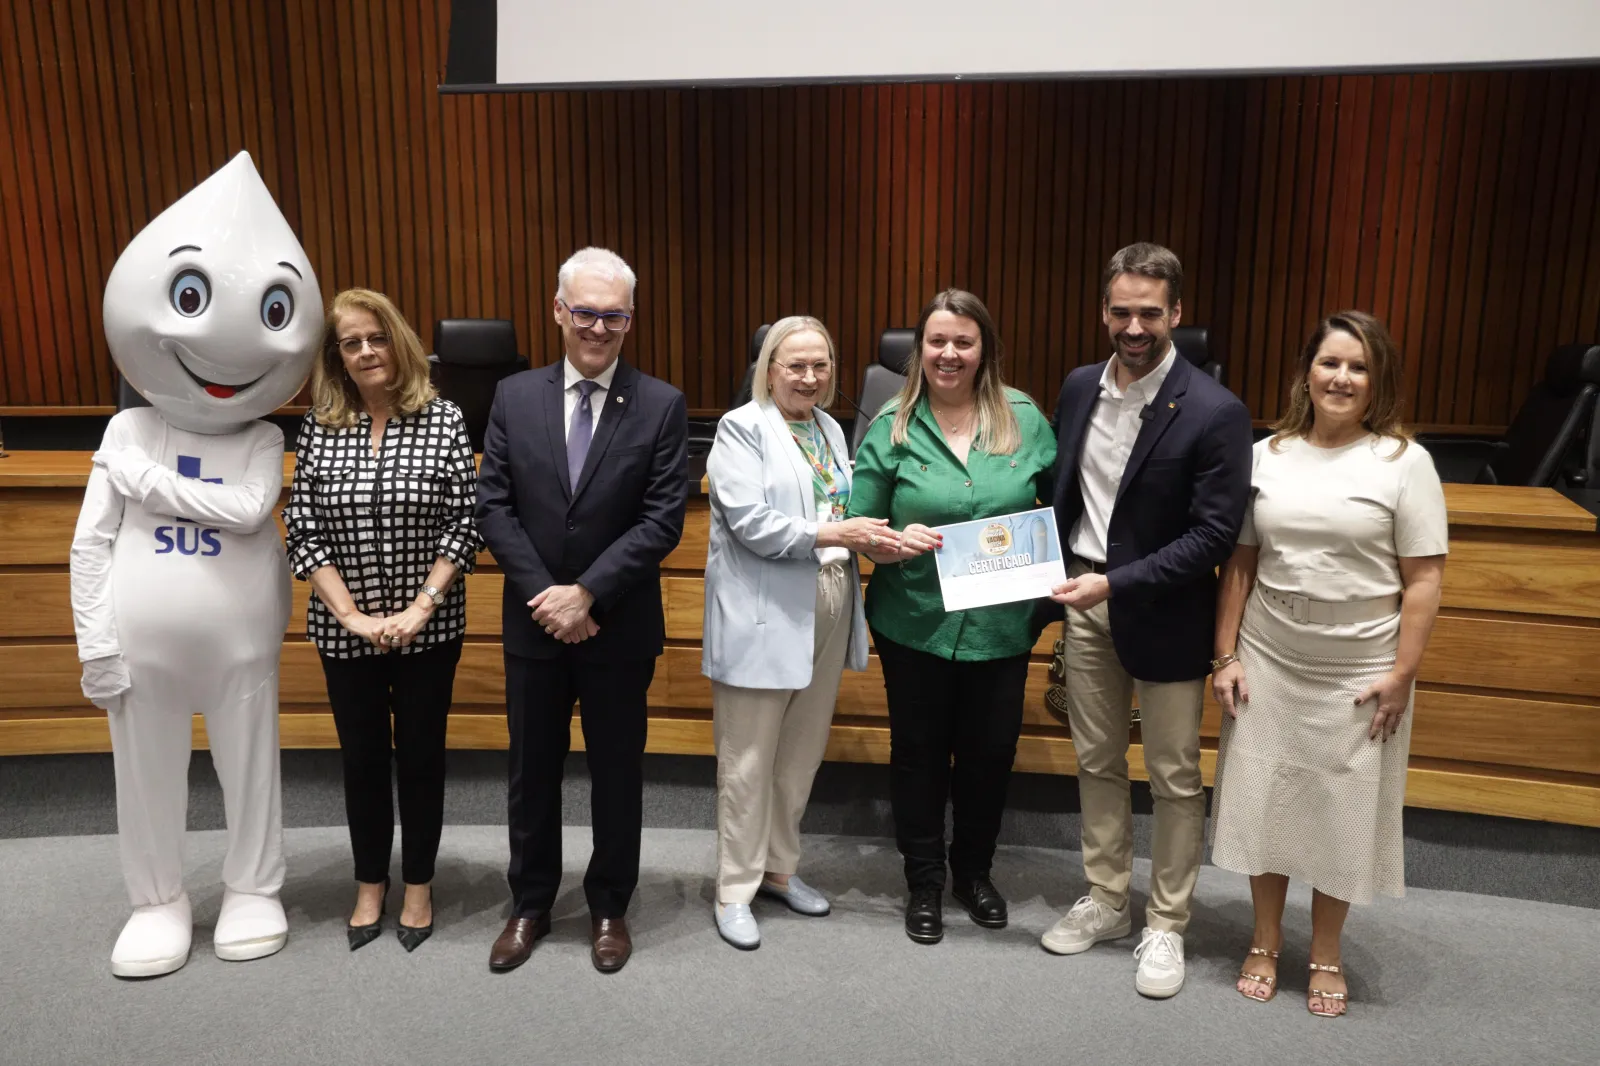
979 523 1013 556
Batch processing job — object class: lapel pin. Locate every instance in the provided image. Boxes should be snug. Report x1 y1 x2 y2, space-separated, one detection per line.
617 396 625 403
1167 402 1176 409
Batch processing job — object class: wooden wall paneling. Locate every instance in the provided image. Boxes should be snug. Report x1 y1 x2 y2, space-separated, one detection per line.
12 0 70 406
3 4 1600 424
0 3 41 406
1563 71 1600 355
1526 72 1577 405
53 0 114 407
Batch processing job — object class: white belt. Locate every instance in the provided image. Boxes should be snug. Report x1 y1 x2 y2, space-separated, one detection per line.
1259 586 1399 625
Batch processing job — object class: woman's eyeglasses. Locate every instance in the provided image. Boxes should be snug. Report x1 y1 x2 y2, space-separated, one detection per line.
337 333 391 357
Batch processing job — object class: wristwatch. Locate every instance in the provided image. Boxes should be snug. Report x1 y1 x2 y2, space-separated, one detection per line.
419 584 444 608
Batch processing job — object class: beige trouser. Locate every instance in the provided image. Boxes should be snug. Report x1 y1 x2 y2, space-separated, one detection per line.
1063 562 1206 933
712 563 852 905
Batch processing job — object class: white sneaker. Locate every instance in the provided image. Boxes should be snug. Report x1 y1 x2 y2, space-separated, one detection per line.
715 902 760 950
1040 895 1133 955
213 888 288 962
111 893 193 978
1134 928 1186 998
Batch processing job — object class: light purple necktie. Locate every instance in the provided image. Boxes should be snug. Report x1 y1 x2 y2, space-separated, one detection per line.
567 379 600 490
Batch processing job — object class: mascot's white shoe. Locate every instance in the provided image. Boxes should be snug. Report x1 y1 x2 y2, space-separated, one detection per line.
111 893 193 978
213 888 288 962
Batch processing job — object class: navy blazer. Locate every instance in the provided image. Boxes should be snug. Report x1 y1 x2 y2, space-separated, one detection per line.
475 359 689 661
1043 354 1252 682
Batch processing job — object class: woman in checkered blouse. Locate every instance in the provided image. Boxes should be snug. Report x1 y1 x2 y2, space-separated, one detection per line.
283 288 482 952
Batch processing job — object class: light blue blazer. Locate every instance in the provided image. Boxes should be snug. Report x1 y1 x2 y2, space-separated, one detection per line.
701 400 869 690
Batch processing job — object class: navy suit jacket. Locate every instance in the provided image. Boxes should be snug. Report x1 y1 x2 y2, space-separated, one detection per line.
475 359 689 661
1043 354 1253 682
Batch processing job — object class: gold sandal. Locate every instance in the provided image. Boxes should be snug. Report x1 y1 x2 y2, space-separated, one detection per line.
1307 961 1349 1017
1236 947 1280 1002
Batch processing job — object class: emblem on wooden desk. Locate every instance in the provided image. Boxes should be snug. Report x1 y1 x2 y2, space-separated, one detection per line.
1045 631 1140 726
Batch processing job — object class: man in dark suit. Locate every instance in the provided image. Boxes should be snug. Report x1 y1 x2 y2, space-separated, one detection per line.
1036 243 1252 999
476 247 688 974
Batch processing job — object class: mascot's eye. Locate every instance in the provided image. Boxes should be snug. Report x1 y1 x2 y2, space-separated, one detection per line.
170 271 210 317
261 286 294 331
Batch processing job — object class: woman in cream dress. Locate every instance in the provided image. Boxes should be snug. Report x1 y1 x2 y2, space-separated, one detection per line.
1209 311 1448 1017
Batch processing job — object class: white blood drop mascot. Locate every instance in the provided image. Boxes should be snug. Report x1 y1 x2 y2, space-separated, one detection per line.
70 152 320 977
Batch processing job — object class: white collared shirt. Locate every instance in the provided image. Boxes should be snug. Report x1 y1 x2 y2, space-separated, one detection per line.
562 356 619 439
1068 343 1178 563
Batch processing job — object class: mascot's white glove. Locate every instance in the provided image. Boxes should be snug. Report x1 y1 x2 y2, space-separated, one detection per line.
81 654 132 709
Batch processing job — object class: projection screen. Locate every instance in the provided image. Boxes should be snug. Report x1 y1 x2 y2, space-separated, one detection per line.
443 0 1600 90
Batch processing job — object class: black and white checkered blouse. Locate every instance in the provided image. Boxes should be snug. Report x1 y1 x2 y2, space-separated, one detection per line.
283 398 482 658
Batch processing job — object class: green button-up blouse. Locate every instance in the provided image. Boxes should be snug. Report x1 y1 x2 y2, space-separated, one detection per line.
847 388 1057 661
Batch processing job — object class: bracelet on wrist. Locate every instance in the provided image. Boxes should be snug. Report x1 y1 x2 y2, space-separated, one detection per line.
1210 652 1239 671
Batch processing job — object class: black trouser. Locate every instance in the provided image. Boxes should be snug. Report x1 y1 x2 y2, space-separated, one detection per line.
504 651 655 919
319 637 463 885
874 631 1029 892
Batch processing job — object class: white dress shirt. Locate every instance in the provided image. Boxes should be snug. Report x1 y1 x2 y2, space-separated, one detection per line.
1069 343 1178 563
562 356 619 438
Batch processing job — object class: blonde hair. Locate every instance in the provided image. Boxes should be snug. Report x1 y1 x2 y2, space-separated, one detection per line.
888 289 1022 455
751 316 838 410
1271 309 1411 456
311 288 437 428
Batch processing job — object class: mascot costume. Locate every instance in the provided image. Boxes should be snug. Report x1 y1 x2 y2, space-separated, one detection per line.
70 152 321 977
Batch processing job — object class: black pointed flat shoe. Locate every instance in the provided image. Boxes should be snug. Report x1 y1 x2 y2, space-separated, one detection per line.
347 878 389 952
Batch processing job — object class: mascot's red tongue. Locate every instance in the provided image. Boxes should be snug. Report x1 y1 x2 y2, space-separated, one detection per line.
204 384 237 399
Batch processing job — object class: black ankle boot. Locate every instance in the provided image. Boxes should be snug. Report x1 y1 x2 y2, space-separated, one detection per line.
952 875 1008 929
905 887 944 944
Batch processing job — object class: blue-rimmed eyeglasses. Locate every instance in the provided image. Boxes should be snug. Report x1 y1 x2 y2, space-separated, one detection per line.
559 298 632 332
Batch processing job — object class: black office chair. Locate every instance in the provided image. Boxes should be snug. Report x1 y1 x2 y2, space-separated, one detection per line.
731 323 772 409
849 328 914 456
431 318 528 450
116 373 151 411
1423 344 1600 486
1171 326 1223 383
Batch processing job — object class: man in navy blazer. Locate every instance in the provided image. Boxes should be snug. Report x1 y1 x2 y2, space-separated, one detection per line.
476 247 688 975
1037 244 1251 999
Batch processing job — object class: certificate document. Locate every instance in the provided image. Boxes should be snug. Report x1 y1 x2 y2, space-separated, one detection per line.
933 507 1066 612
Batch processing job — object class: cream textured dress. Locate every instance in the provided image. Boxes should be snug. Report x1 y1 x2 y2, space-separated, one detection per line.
1209 434 1448 903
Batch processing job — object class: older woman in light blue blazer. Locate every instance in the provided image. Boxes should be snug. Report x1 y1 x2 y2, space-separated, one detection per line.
703 316 897 950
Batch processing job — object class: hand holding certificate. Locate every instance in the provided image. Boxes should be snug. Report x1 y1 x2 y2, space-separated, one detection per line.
931 506 1066 612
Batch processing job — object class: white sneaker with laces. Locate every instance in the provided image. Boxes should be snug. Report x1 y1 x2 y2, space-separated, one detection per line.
1040 894 1133 955
1134 928 1186 998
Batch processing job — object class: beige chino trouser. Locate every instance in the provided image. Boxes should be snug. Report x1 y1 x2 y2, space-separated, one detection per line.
1063 561 1206 934
711 563 852 905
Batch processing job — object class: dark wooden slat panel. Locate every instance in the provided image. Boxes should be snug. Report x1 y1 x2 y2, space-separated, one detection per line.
1 6 1597 426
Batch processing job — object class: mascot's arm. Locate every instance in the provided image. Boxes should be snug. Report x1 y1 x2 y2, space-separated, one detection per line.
96 423 284 534
71 434 132 707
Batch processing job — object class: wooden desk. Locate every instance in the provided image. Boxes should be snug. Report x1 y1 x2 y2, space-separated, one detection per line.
3 451 1597 827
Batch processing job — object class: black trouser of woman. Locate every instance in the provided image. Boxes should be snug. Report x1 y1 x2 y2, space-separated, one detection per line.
318 637 463 885
873 631 1030 891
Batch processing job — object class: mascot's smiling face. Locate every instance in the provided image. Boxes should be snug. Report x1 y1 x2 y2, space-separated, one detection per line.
103 152 322 434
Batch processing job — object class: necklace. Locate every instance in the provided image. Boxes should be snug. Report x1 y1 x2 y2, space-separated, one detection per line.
929 402 974 436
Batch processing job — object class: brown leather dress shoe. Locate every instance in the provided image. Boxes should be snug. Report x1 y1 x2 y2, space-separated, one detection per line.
489 914 551 972
590 916 632 974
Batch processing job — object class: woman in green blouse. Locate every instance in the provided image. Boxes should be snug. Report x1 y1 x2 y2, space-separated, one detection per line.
849 288 1056 945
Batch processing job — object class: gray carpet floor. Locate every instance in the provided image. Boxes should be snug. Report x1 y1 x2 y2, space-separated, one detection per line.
2 825 1597 1066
